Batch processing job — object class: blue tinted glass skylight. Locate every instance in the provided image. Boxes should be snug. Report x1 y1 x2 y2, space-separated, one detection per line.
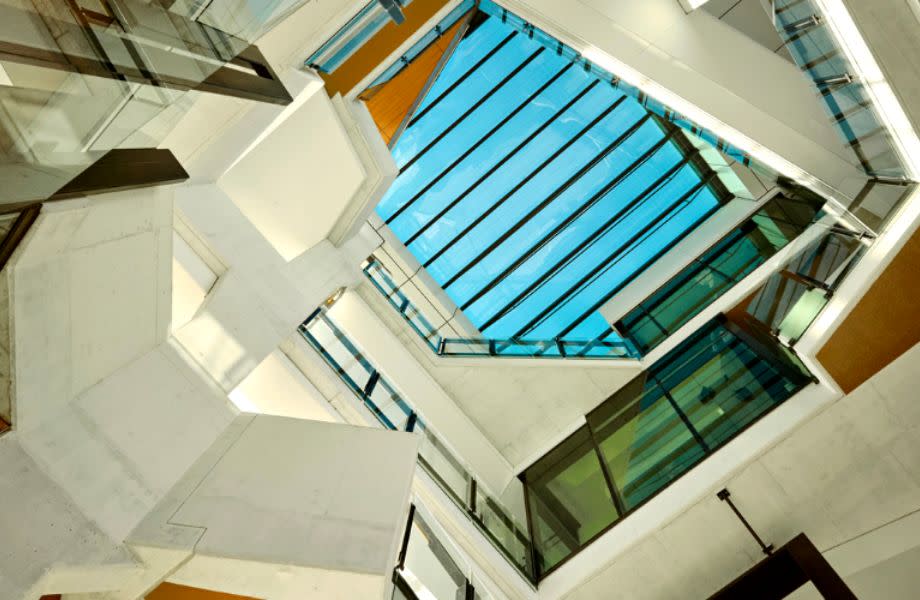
375 10 729 343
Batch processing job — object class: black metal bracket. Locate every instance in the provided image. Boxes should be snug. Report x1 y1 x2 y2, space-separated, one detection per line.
718 488 774 556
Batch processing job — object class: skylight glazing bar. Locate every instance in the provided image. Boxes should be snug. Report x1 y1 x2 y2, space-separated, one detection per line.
441 112 654 290
507 173 718 339
405 30 518 128
474 154 695 333
398 46 547 174
393 63 574 237
399 78 600 238
421 96 627 266
553 184 727 340
457 126 683 310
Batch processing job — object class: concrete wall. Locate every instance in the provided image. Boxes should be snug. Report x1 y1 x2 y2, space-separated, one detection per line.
172 183 370 392
0 435 139 599
218 89 367 261
229 349 340 422
133 414 419 600
10 188 174 433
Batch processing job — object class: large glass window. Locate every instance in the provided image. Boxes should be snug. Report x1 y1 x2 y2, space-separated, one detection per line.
616 193 825 353
522 317 813 577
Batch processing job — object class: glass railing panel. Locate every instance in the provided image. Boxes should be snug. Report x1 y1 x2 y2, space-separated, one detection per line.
299 309 538 582
772 0 910 180
417 423 471 506
191 0 307 42
742 228 868 345
523 317 814 579
400 510 469 600
365 257 640 360
471 486 532 574
306 0 414 74
304 313 376 393
369 378 415 430
364 0 475 91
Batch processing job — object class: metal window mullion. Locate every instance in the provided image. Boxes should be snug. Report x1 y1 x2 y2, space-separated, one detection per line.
514 173 715 340
421 95 624 268
549 174 721 341
398 46 546 174
403 79 600 244
458 122 678 309
407 30 518 128
476 149 689 333
442 111 653 291
395 63 574 235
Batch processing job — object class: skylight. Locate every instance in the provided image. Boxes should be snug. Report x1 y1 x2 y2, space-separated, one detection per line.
375 4 732 345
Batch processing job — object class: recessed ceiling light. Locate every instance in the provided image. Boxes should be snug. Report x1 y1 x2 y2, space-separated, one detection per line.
679 0 711 11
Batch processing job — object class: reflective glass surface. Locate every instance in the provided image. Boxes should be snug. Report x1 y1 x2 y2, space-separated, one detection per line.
522 318 813 576
364 257 638 359
773 0 908 179
616 193 824 353
375 7 731 346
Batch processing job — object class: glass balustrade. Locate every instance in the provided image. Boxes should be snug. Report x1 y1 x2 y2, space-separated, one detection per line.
306 0 414 74
299 309 538 582
0 0 284 203
364 258 639 359
743 227 868 345
772 0 910 180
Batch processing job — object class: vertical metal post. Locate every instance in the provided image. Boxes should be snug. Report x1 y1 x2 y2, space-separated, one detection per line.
405 412 418 433
397 504 416 570
718 488 774 556
468 478 478 516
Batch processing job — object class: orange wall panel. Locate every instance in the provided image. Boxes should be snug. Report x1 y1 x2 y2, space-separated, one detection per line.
363 16 466 144
817 227 920 393
322 0 451 98
145 583 262 600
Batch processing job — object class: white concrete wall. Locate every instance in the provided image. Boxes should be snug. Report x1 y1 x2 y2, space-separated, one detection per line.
171 231 218 332
218 88 367 261
0 434 139 599
133 414 419 600
172 183 368 392
229 348 340 421
10 188 174 433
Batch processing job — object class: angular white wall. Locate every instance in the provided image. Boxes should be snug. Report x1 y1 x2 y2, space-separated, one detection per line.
133 414 419 600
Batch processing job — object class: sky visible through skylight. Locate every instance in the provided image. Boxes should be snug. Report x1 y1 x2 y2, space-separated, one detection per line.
375 9 724 344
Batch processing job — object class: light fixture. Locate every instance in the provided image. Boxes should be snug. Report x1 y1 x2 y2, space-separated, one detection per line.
678 0 711 12
324 286 347 308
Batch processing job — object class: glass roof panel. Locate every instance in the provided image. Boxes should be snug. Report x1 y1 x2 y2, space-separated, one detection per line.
374 9 731 343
